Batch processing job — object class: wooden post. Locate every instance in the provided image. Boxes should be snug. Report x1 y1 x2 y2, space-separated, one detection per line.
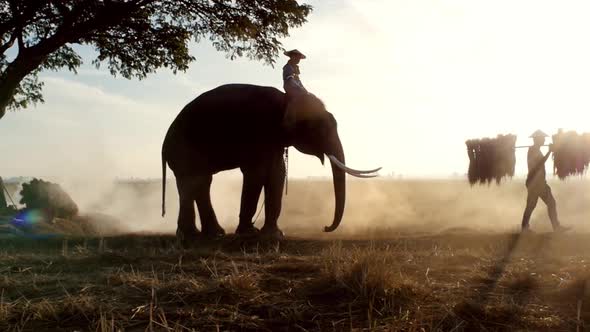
99 237 105 254
62 238 68 257
0 177 7 211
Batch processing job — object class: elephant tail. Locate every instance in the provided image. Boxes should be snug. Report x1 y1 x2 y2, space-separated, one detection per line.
161 152 167 217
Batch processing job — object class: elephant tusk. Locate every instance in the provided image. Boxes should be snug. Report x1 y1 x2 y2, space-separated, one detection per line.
327 155 382 175
348 173 378 178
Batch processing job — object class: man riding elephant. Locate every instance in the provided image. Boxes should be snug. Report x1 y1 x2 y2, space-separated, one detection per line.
282 49 308 98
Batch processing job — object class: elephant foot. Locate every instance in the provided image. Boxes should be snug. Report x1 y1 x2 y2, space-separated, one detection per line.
202 224 226 239
202 230 225 239
235 223 260 236
176 228 200 248
260 225 284 240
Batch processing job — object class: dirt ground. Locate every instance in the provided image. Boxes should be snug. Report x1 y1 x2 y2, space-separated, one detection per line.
2 179 590 330
0 229 589 331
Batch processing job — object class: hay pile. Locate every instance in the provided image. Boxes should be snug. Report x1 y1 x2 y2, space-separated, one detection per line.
466 134 517 185
551 129 590 179
19 178 78 220
0 179 124 238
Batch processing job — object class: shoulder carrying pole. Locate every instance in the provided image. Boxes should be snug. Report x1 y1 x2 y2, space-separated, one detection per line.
514 144 550 149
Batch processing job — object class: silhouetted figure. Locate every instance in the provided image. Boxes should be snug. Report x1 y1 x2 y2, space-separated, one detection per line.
521 130 569 232
282 49 308 99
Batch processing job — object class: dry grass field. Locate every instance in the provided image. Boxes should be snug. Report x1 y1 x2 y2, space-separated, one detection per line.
2 178 590 331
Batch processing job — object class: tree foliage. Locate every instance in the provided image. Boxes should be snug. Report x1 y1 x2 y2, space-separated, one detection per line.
0 0 312 119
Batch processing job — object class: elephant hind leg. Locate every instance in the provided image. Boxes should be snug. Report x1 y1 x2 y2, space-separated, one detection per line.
194 174 225 238
175 176 200 244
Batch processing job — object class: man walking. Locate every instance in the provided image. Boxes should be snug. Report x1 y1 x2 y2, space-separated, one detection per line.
521 130 570 232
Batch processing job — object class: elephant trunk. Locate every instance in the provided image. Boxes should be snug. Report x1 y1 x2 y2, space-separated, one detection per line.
324 137 346 232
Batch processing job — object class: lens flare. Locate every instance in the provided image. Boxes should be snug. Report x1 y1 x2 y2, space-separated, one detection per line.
9 209 58 239
11 209 45 228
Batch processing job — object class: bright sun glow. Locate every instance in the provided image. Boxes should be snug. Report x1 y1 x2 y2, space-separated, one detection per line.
3 0 590 179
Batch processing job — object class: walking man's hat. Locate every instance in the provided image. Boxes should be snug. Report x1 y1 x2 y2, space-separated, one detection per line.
530 130 549 138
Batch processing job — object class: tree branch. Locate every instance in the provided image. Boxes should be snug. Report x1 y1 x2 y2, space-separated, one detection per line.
7 0 29 53
50 0 70 16
0 0 313 117
16 27 24 51
0 32 16 54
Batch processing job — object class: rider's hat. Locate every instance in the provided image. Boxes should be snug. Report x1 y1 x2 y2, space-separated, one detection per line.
284 49 306 59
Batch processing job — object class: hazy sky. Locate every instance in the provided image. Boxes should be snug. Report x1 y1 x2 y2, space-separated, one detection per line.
3 0 590 180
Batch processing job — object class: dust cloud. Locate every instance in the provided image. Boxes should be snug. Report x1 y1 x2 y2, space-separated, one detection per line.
7 174 590 237
279 178 590 237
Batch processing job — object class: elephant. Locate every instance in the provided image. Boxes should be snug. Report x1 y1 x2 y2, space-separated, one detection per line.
161 84 380 243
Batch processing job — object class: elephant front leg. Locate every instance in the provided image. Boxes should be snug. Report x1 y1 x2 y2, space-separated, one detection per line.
235 173 264 235
261 154 286 238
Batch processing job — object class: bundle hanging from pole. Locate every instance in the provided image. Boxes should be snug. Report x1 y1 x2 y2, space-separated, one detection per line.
465 134 517 185
466 129 590 186
551 129 590 179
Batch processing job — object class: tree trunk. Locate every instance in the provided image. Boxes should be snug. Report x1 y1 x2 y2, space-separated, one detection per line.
0 51 51 120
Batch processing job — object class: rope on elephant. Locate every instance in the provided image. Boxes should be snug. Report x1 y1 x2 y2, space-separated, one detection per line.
252 148 289 226
252 147 289 226
253 201 265 225
284 147 289 195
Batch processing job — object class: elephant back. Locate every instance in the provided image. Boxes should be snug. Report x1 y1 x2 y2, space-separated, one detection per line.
171 84 285 135
162 84 288 172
